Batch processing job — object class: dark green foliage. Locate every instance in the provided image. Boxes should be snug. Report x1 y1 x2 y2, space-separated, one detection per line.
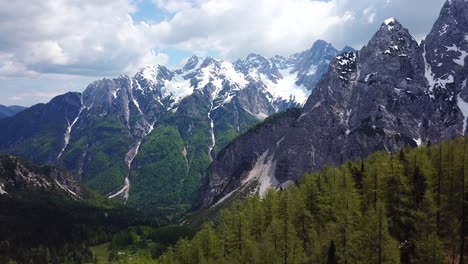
64 113 132 194
128 126 190 218
104 225 195 263
150 225 194 245
128 96 260 219
0 190 148 264
158 136 468 264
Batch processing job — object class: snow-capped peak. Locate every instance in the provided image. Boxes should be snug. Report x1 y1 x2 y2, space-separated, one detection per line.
134 64 173 89
183 55 203 71
383 18 399 30
384 17 396 25
92 40 343 116
199 57 221 69
246 53 268 65
138 65 158 80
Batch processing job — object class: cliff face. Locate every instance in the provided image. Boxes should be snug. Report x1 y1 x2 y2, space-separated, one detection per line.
199 0 468 208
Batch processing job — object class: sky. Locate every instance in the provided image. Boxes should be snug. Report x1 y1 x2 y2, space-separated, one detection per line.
0 0 446 106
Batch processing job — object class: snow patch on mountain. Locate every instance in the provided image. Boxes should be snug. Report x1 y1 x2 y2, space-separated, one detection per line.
458 93 468 135
0 183 7 195
140 65 158 83
262 68 310 105
445 44 468 66
384 18 397 30
423 45 437 98
58 97 85 160
54 178 80 199
207 110 216 161
109 121 155 203
162 74 193 106
219 61 249 88
440 24 449 35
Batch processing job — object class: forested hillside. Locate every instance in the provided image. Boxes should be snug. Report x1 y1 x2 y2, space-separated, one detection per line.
158 136 468 264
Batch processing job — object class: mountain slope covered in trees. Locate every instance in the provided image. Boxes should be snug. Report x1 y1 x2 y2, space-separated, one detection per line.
159 136 468 264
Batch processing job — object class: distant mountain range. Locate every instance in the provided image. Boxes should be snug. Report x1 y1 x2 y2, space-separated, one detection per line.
0 105 26 119
198 0 468 208
0 40 348 216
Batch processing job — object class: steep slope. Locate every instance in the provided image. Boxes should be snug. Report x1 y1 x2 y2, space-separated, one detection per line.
199 0 468 208
0 40 342 215
0 105 26 119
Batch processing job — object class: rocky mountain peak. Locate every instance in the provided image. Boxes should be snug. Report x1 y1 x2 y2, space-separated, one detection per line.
246 53 268 64
423 0 468 100
303 39 337 61
368 18 418 55
340 45 356 53
134 65 173 85
199 57 220 69
427 0 468 44
183 55 203 71
357 18 423 88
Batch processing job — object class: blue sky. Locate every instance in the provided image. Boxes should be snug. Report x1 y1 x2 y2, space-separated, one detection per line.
132 0 169 23
0 0 445 106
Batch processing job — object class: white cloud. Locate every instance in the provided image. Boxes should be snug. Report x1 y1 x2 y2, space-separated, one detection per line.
142 0 444 60
0 0 445 78
0 0 168 77
0 0 446 106
154 0 195 12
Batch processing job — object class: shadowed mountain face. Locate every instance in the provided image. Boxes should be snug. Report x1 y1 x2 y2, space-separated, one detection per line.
198 0 468 208
0 105 26 119
0 155 83 199
0 40 344 215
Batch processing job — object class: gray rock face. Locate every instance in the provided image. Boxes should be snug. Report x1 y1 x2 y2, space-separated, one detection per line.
198 1 468 208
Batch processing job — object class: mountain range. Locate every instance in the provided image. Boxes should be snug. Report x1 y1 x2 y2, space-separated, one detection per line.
3 0 468 263
1 0 467 220
198 0 468 207
0 40 347 216
0 105 26 119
